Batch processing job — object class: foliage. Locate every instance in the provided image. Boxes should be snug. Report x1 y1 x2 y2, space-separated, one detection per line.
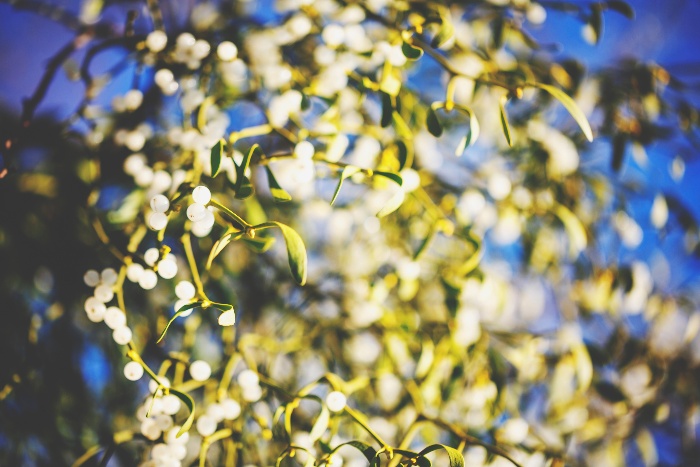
1 0 700 466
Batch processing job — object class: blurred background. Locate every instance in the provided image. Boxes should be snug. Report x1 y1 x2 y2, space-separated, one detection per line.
0 0 699 465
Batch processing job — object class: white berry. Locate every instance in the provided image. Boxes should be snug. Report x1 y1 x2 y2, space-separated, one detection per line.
124 361 144 381
190 360 212 381
113 325 132 345
146 30 168 53
175 281 196 300
192 185 211 205
104 307 126 329
187 203 207 222
139 269 158 290
326 391 347 413
148 212 168 231
84 269 100 287
237 369 259 389
151 194 170 213
217 41 238 61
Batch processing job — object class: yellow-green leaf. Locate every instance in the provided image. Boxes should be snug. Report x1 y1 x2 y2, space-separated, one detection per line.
264 166 292 203
377 189 405 218
169 388 195 437
419 444 464 467
255 221 308 285
529 82 594 142
554 203 588 258
157 301 202 343
331 165 362 206
207 231 244 269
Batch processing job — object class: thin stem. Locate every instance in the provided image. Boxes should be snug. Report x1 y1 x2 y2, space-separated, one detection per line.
208 198 251 229
181 233 207 299
344 406 391 453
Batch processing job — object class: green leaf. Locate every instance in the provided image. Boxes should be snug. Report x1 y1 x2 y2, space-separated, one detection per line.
234 145 260 197
395 140 411 171
264 166 292 203
157 302 202 343
377 189 405 218
418 444 465 467
235 175 254 199
373 170 403 187
431 16 455 49
331 165 362 206
528 82 594 142
590 4 604 44
242 235 276 253
207 230 244 269
606 0 635 19
210 138 225 178
426 105 443 137
209 302 233 312
499 96 513 147
380 92 393 128
401 41 423 60
611 133 627 172
255 222 307 285
169 388 195 438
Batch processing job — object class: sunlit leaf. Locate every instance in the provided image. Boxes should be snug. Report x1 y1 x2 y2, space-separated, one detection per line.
331 165 362 206
453 105 480 155
242 235 276 253
373 170 402 187
529 82 594 142
554 203 588 258
207 230 244 269
309 404 330 441
157 302 202 343
418 444 465 467
432 16 455 49
264 166 292 203
255 222 307 285
376 189 405 218
234 144 261 197
169 388 195 437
